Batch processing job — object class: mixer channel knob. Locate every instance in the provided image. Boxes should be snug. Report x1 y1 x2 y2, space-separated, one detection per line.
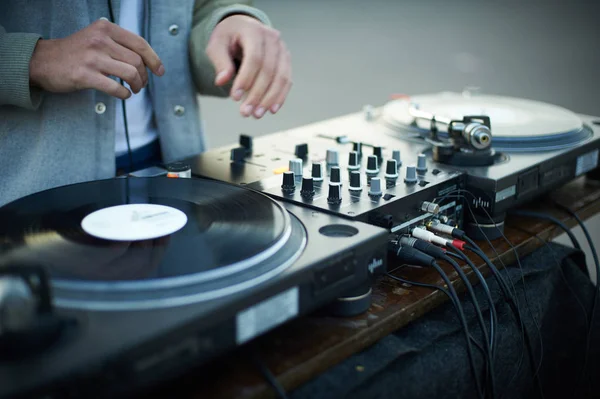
349 171 362 191
416 153 427 173
239 134 253 152
281 171 296 193
373 147 383 163
369 177 383 197
289 158 303 180
392 150 402 168
330 166 342 184
230 147 246 162
352 142 363 157
311 162 324 181
347 151 360 170
365 155 379 175
301 177 315 198
326 149 339 166
295 143 309 159
327 183 342 205
404 165 417 184
384 159 399 180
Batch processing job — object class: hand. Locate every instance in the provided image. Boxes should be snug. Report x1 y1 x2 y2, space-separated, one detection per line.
206 15 292 119
29 19 165 100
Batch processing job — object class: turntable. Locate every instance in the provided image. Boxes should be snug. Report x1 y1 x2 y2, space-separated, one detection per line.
187 91 600 239
0 177 388 399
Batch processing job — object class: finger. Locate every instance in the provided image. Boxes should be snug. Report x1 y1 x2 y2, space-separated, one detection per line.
257 45 292 116
240 34 281 118
230 34 265 102
98 57 144 94
87 73 131 100
205 36 236 86
106 39 149 87
107 23 164 76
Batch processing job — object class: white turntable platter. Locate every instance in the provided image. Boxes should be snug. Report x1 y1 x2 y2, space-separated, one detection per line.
381 92 583 138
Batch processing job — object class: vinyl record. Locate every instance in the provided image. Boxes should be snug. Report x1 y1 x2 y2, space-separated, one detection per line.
381 92 593 152
0 177 306 310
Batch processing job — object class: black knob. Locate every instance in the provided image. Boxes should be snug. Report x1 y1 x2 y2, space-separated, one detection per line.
349 171 362 191
348 151 360 170
373 147 383 163
352 142 363 156
239 134 253 151
366 155 379 174
230 147 246 162
295 143 309 159
301 177 315 198
327 183 342 205
311 162 324 181
385 159 399 179
330 166 341 184
281 171 296 193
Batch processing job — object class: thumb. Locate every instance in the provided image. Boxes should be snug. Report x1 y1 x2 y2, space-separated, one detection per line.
206 39 235 86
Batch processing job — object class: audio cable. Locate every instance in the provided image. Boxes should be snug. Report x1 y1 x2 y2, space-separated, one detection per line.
404 232 496 398
432 189 546 399
108 1 134 174
514 204 599 396
388 242 485 399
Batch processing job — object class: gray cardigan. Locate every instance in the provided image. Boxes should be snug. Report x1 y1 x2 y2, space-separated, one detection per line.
0 0 270 206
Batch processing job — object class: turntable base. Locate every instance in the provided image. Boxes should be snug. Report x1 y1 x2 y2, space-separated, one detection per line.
152 177 600 399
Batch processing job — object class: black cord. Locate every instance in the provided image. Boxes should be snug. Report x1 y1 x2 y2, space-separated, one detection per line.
436 190 545 399
252 352 289 399
545 202 599 395
107 0 134 174
429 260 485 399
385 271 488 359
440 252 496 399
445 247 498 360
509 210 582 251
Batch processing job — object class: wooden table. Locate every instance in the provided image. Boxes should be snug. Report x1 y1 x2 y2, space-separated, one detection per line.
155 176 600 399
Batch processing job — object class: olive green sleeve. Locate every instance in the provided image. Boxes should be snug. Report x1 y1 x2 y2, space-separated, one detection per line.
0 24 43 109
189 1 272 97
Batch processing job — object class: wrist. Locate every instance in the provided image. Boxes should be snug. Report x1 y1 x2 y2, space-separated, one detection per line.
29 39 50 88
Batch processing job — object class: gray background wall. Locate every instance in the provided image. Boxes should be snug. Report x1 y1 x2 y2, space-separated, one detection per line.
199 0 600 274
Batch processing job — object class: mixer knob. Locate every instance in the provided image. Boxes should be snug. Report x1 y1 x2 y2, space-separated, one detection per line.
392 150 402 168
404 165 418 184
373 147 383 163
347 151 360 170
289 158 303 180
416 153 427 173
327 183 342 205
330 166 342 184
295 143 309 159
352 142 363 157
230 147 246 162
384 159 399 180
300 177 315 198
281 171 296 193
369 177 383 197
365 155 379 175
349 171 362 191
326 149 339 166
239 134 253 152
311 162 324 181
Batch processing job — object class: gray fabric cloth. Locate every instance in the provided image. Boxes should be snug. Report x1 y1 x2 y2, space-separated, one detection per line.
290 242 599 399
0 1 270 207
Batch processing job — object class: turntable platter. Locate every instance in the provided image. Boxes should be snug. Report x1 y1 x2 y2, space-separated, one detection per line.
0 178 306 310
381 92 592 151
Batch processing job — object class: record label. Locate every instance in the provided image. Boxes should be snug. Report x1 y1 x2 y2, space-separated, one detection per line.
80 204 188 241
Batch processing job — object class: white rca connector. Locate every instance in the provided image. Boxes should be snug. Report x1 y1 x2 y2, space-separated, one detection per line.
411 227 448 247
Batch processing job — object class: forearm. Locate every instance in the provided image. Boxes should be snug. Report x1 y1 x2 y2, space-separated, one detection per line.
0 25 43 109
189 1 271 97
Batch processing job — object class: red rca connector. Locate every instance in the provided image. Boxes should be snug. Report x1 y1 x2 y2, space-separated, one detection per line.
451 239 467 251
